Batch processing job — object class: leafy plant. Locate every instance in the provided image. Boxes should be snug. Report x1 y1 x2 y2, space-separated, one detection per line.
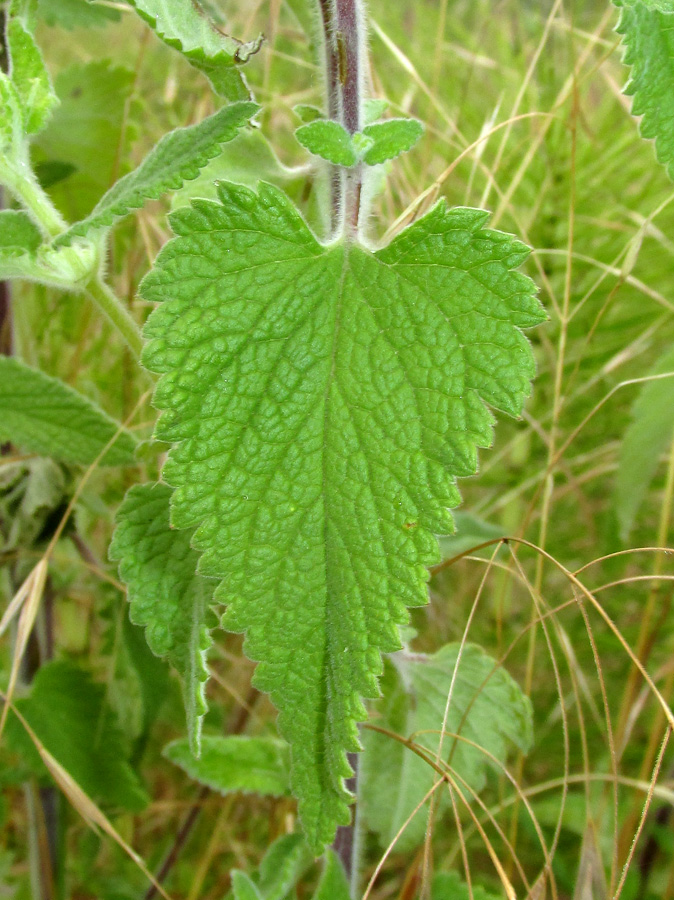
2 0 674 897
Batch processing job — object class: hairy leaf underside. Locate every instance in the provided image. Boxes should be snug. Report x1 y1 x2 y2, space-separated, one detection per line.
139 181 543 850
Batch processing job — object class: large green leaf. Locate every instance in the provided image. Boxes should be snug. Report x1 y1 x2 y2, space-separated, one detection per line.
614 346 674 538
58 101 258 244
37 0 121 28
139 180 542 851
360 643 533 850
34 61 136 220
616 0 674 178
0 357 137 466
125 0 262 101
164 735 290 797
5 661 148 811
110 482 214 753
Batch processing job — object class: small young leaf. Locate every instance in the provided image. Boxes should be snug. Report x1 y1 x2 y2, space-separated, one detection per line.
125 0 262 101
140 181 542 851
164 735 290 797
110 482 214 753
293 104 325 124
295 120 357 166
360 643 533 850
361 117 424 165
231 871 264 900
5 661 148 811
6 18 58 135
616 0 674 178
0 210 42 252
432 871 502 900
614 346 674 538
258 834 310 900
37 0 121 28
57 100 258 245
312 850 351 900
0 357 137 466
363 98 389 125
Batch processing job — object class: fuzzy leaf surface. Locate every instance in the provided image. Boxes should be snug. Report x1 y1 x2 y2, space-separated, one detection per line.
360 643 533 850
295 120 357 166
617 0 674 178
58 101 258 245
0 211 42 252
140 180 542 851
109 482 213 753
6 18 57 135
0 357 137 465
125 0 261 100
362 118 424 165
164 735 290 797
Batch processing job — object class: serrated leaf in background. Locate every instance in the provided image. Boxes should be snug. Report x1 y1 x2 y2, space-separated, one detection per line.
312 850 351 900
295 120 357 166
139 180 542 851
0 458 66 555
58 101 259 245
34 61 136 220
0 357 137 466
37 0 121 28
361 118 424 165
6 18 58 135
4 661 148 811
110 482 214 753
614 346 674 538
0 210 42 252
125 0 261 102
616 0 674 179
360 643 533 850
164 735 290 797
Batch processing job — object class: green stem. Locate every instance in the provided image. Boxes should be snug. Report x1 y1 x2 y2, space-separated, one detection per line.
85 277 143 359
0 159 66 239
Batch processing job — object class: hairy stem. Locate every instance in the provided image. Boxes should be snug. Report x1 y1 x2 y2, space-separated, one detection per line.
85 277 143 359
334 0 364 235
318 0 366 237
0 162 67 240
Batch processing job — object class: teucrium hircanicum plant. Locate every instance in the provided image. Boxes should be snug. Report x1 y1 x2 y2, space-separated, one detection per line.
110 0 544 853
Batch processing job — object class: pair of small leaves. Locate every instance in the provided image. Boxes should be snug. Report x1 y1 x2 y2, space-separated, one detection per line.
296 117 424 168
125 0 262 101
118 176 542 852
0 356 137 467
